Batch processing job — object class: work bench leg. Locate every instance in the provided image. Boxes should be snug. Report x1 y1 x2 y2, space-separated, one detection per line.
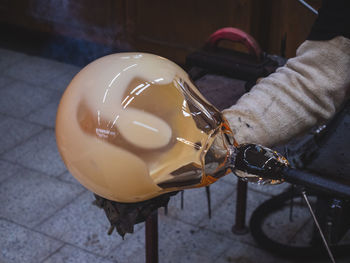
145 210 159 263
232 180 249 235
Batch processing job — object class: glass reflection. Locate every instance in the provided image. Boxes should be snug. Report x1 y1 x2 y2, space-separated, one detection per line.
56 53 234 202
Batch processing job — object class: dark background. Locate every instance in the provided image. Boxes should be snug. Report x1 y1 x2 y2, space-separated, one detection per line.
0 0 321 66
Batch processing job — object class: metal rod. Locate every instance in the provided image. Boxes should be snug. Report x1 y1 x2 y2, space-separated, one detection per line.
205 186 212 219
282 167 350 199
232 180 249 234
301 191 336 263
289 185 295 222
145 210 159 263
180 190 184 210
297 0 318 15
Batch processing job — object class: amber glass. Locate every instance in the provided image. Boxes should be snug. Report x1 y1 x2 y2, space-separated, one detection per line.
56 53 235 202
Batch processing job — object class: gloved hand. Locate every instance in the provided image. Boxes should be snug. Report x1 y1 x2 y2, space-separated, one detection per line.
222 36 350 148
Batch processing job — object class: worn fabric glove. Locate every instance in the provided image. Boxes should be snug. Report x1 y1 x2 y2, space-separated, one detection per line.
222 36 350 147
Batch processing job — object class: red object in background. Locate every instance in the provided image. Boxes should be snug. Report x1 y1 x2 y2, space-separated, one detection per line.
206 27 263 60
186 27 280 93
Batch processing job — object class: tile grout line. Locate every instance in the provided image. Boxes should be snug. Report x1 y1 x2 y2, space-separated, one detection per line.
22 99 59 121
1 69 63 91
247 187 276 197
0 216 118 263
1 55 79 86
157 211 239 242
0 65 72 121
0 154 277 246
0 75 18 90
55 175 81 186
2 65 79 93
0 50 280 262
0 164 74 197
216 237 262 262
38 243 66 263
158 189 260 243
248 184 291 197
32 189 88 229
107 221 147 252
0 111 56 130
20 80 65 119
0 53 29 73
0 127 46 156
0 182 256 261
0 156 64 180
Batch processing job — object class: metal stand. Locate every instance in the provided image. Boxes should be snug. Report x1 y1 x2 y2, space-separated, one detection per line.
232 180 249 234
301 191 336 263
145 210 159 263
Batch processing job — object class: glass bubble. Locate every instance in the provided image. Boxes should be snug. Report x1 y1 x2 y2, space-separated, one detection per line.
56 52 237 202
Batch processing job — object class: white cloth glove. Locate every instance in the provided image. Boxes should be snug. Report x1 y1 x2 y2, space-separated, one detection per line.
223 36 350 147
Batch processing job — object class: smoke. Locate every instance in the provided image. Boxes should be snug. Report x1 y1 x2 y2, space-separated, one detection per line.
30 0 132 66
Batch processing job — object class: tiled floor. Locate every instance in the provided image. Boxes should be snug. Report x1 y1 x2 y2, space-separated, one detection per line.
0 48 347 263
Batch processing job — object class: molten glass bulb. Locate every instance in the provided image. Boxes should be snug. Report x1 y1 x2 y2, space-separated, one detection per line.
56 53 235 203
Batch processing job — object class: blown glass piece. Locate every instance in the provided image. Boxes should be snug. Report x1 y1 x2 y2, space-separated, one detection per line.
56 53 236 203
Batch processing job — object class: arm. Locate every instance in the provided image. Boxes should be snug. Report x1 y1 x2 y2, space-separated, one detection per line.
223 36 350 147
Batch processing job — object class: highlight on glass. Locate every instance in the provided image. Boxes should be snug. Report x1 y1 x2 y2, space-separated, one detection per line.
56 53 288 203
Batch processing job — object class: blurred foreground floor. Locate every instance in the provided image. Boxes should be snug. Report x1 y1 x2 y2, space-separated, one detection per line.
0 48 348 263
